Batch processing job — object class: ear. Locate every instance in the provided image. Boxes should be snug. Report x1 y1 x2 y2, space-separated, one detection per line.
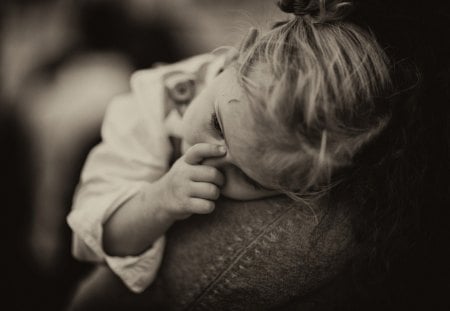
240 27 259 52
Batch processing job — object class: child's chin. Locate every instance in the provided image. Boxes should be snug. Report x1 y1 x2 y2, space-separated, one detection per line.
220 187 278 201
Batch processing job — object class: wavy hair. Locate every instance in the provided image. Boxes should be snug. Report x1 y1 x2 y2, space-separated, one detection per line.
234 0 393 200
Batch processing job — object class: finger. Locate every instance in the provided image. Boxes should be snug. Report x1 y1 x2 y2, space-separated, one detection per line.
184 143 226 165
190 166 225 186
187 198 215 214
189 182 221 200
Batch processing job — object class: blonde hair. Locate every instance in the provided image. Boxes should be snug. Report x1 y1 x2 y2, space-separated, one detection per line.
235 0 393 197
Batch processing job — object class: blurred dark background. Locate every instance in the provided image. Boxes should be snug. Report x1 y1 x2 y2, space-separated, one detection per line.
1 0 449 310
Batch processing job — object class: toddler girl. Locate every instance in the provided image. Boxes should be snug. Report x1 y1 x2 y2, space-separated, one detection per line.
68 0 393 293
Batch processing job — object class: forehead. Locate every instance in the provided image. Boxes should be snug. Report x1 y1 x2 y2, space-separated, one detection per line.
213 62 272 101
212 66 243 103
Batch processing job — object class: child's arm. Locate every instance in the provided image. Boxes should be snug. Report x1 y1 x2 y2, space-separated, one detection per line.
103 143 226 257
67 52 224 293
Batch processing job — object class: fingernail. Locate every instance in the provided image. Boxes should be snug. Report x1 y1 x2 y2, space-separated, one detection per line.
218 145 226 153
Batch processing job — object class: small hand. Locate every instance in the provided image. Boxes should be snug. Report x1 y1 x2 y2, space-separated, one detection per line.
156 143 226 219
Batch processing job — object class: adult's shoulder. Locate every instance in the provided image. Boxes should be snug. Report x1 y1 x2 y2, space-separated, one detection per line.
67 197 355 311
144 197 355 310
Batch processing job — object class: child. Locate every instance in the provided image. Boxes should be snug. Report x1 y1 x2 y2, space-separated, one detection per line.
68 0 393 293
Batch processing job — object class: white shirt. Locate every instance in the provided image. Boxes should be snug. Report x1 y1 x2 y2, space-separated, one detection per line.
67 51 232 293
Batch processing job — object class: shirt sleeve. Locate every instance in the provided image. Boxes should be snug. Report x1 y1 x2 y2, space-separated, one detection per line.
67 81 172 293
67 52 231 293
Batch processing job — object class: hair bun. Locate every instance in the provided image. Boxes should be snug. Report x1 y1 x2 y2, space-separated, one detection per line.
277 0 312 15
276 0 353 22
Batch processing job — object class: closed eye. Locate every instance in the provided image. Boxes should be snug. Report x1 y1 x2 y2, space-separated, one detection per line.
210 112 224 139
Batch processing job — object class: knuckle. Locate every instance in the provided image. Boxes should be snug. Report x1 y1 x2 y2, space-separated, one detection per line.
207 167 218 179
188 143 199 151
208 185 220 198
190 199 215 214
215 171 224 184
201 201 215 213
195 143 214 154
192 143 205 153
183 147 196 163
178 169 189 181
181 155 191 165
189 144 200 153
182 184 193 196
214 190 220 199
207 201 215 210
208 144 217 153
177 158 189 169
205 183 214 193
183 197 192 208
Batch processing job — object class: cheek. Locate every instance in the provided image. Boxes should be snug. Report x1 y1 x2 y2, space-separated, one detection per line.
220 165 276 200
201 157 269 199
181 101 209 144
180 105 197 143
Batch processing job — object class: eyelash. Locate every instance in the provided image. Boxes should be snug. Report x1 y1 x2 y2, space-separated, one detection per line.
210 112 224 139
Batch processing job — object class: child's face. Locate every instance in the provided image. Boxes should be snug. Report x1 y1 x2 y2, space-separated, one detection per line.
182 67 279 200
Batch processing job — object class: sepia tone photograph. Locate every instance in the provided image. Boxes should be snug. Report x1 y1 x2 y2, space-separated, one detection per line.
1 0 449 310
